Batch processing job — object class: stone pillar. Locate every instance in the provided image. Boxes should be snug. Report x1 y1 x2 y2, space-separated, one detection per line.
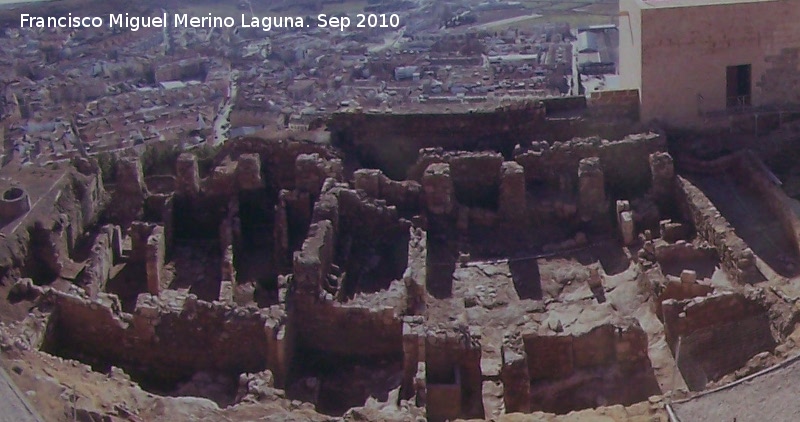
129 221 155 263
221 244 236 284
112 157 147 226
292 220 335 295
619 211 635 245
578 157 608 227
404 227 427 315
588 267 603 289
272 322 293 388
219 280 234 303
500 339 530 413
499 161 526 225
116 157 146 195
422 163 455 215
650 152 675 207
220 209 237 285
236 153 263 190
616 200 635 245
353 169 381 198
402 316 426 398
295 154 343 199
414 362 427 408
145 226 165 295
176 153 200 196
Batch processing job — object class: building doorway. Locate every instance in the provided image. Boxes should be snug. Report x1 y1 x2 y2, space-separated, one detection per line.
726 64 751 109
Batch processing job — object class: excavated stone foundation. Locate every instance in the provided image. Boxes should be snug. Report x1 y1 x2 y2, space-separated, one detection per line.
2 112 800 422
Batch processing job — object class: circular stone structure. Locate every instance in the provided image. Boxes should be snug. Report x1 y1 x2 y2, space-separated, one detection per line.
0 187 31 223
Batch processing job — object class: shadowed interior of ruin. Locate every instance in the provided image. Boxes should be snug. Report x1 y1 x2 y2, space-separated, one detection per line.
425 345 485 420
509 256 543 300
171 198 224 240
105 265 147 313
21 226 61 286
426 234 457 299
167 240 222 301
676 313 776 391
335 229 410 298
689 171 800 277
287 349 404 416
235 189 281 301
41 315 253 407
528 363 662 414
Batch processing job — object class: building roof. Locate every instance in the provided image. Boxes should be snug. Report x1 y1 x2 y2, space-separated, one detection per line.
635 0 778 9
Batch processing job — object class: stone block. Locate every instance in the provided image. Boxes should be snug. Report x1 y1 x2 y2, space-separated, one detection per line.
620 211 635 245
176 153 200 196
422 163 455 215
236 153 263 190
499 161 527 225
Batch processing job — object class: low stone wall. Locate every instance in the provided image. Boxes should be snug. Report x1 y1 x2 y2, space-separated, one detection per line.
291 185 409 356
211 137 339 192
78 225 116 296
41 289 290 387
290 294 403 356
676 177 761 284
353 169 422 215
519 321 657 414
409 150 503 207
328 100 642 180
514 132 665 198
587 89 640 121
736 152 800 260
522 323 650 380
661 292 775 390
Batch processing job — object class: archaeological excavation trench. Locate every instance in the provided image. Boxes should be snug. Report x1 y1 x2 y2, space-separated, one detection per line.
1 104 797 421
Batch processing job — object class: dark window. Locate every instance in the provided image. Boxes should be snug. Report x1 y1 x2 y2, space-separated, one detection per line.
726 64 751 109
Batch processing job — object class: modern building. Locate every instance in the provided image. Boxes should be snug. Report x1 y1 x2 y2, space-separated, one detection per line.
619 0 800 126
576 26 618 75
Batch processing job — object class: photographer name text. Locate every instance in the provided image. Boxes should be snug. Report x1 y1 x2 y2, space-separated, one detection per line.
20 12 401 32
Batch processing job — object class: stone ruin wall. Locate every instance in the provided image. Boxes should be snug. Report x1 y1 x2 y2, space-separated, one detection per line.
0 161 106 281
514 132 664 198
328 97 644 180
661 292 775 390
675 177 761 284
290 183 411 356
0 128 736 421
735 152 800 259
40 288 292 387
675 150 800 284
518 322 657 414
211 137 339 192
